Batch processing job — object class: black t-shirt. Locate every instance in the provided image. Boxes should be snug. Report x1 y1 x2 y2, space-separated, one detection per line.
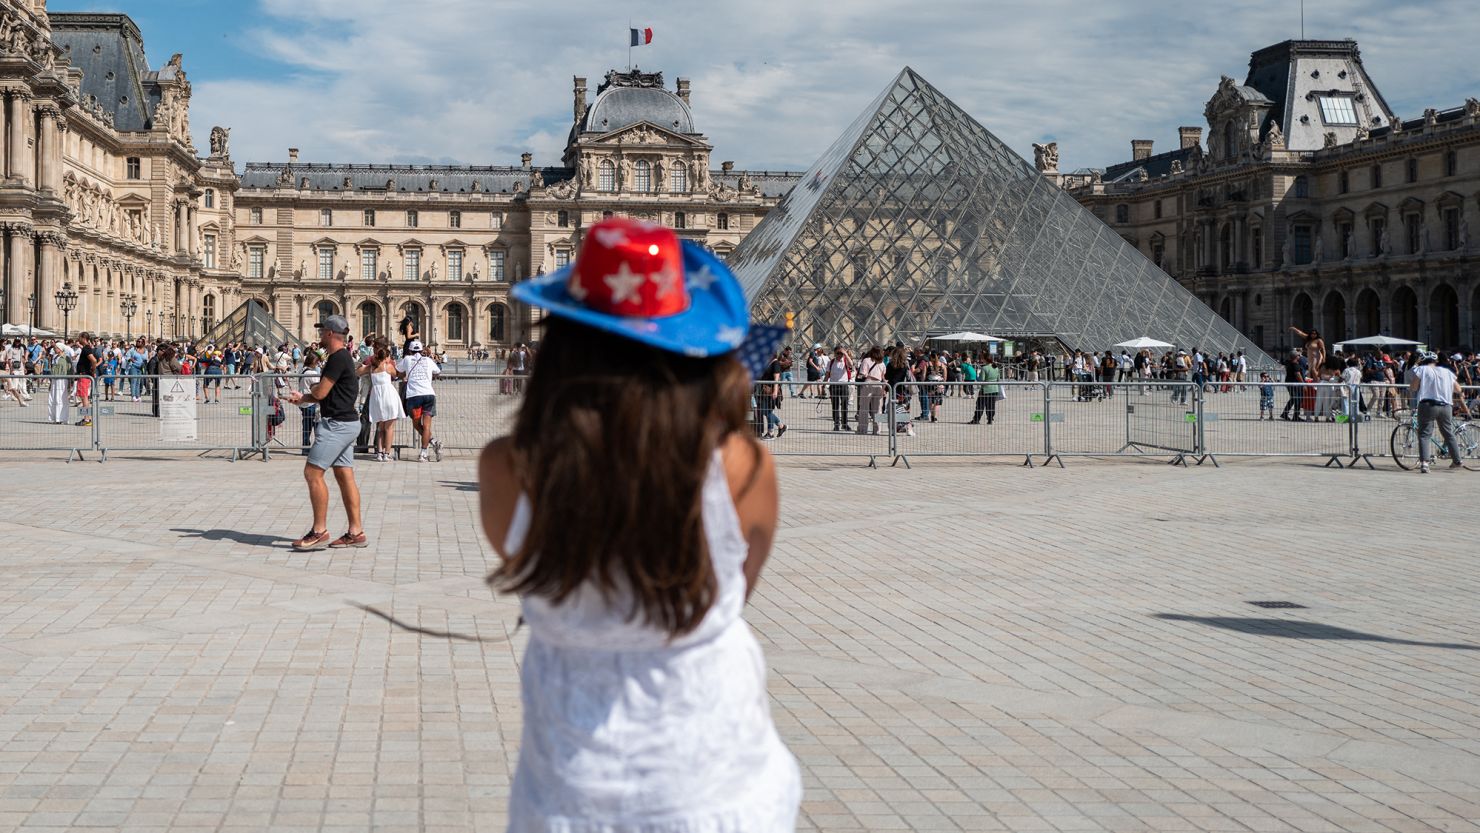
77 346 100 377
319 348 360 422
1282 357 1303 383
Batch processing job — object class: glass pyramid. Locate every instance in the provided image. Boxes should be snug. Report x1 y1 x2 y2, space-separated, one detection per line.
729 68 1272 365
197 300 305 350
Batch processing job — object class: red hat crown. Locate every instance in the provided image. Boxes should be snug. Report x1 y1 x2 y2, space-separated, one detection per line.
566 217 689 318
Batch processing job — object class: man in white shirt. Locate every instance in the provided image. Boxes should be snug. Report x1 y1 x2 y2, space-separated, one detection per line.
1408 351 1471 473
396 339 443 462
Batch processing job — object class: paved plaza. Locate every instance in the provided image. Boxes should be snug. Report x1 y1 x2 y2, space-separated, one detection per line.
0 451 1478 832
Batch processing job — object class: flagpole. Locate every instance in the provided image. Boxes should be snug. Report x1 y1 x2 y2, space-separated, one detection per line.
628 18 632 71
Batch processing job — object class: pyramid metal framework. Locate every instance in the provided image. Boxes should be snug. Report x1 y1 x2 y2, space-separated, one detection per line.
729 68 1272 365
197 300 305 350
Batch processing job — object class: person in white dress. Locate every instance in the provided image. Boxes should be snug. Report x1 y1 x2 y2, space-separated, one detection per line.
479 217 800 832
358 343 403 461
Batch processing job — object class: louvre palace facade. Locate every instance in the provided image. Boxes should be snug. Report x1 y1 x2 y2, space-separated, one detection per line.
1059 39 1480 353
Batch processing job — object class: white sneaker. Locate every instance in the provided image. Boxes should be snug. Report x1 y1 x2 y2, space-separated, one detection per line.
430 438 442 461
418 450 430 463
1420 462 1430 474
906 427 916 437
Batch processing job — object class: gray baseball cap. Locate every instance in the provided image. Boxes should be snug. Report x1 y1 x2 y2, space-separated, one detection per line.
315 314 350 335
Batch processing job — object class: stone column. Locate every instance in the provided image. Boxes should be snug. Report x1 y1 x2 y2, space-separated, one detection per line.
188 206 198 259
1 226 21 324
36 108 56 193
175 203 187 254
36 235 60 331
7 91 28 184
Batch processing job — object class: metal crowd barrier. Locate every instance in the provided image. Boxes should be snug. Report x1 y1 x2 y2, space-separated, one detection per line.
889 381 1046 467
1198 381 1356 467
95 374 258 461
0 374 94 461
751 381 890 465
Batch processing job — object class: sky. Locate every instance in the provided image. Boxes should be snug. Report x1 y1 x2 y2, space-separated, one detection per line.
54 0 1480 174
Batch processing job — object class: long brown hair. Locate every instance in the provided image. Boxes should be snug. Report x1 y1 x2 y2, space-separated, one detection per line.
489 317 756 636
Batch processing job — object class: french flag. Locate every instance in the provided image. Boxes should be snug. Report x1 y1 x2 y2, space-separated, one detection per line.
630 27 653 46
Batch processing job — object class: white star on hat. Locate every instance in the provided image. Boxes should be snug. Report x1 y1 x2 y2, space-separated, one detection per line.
686 265 718 292
649 262 682 297
593 226 628 249
717 325 745 347
604 262 646 305
567 279 588 301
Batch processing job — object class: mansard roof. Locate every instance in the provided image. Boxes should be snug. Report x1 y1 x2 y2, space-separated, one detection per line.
237 162 572 194
580 69 697 135
1104 146 1201 183
49 12 156 131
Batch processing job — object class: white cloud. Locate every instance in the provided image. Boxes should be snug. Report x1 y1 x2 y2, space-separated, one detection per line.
186 0 1480 173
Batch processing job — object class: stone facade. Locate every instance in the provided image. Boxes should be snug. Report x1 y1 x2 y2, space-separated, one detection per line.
231 69 800 353
1061 39 1480 353
1 4 232 340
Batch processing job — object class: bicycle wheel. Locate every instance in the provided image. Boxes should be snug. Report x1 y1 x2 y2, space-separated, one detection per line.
1457 423 1480 471
1390 422 1420 470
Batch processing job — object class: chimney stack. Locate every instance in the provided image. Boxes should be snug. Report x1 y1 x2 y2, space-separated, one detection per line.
1178 126 1203 149
676 78 691 106
573 76 587 122
521 152 532 170
288 147 298 162
1131 139 1154 161
721 160 734 173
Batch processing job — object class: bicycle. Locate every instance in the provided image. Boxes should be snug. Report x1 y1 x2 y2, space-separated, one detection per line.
1390 407 1480 470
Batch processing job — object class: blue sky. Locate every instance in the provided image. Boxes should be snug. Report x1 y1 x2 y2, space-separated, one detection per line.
53 0 1480 173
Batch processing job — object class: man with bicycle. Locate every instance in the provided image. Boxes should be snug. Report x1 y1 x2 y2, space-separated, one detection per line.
1408 351 1471 473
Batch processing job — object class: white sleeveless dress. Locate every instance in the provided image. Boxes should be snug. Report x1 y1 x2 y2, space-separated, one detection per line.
503 452 801 832
367 370 404 423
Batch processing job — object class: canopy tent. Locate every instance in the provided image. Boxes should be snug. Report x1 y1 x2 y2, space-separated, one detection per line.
928 332 1002 342
1333 335 1422 349
1 323 59 338
1113 336 1174 349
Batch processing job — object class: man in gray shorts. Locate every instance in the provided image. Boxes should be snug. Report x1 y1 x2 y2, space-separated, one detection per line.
286 315 367 550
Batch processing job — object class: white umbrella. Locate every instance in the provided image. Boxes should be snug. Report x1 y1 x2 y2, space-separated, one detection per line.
1113 336 1174 349
1334 335 1422 349
1 323 59 338
929 332 1002 342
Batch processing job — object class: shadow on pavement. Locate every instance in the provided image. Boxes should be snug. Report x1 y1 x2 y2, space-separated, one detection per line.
439 481 479 492
171 528 295 546
1153 614 1480 651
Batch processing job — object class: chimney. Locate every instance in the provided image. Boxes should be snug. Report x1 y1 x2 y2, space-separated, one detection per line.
1178 126 1203 149
573 76 587 122
288 147 298 162
1131 139 1154 161
721 160 734 173
676 77 691 106
521 152 532 170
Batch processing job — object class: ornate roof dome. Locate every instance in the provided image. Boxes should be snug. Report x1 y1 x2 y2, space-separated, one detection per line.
581 69 695 135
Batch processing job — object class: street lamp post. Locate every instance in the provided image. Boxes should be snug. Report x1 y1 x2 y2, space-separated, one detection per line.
120 294 138 341
26 294 34 339
145 310 153 340
54 282 78 339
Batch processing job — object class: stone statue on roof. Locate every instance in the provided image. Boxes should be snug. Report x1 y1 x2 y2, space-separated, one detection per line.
1265 119 1284 148
209 126 230 158
1032 142 1059 174
529 169 544 189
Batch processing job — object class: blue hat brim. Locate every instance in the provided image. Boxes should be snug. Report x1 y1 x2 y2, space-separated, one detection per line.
511 241 749 358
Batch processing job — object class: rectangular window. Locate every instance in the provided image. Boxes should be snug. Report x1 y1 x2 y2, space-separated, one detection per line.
491 213 503 229
404 249 420 280
1338 170 1349 194
1445 151 1458 177
203 233 216 269
1406 215 1422 254
1406 158 1418 183
1293 226 1312 264
1317 96 1358 125
1339 222 1353 258
318 247 334 280
717 212 730 230
364 209 376 227
249 207 263 224
673 211 686 229
406 210 419 228
1252 229 1263 266
1445 207 1461 250
1370 218 1386 256
1154 200 1163 220
489 250 505 282
1115 204 1129 224
361 249 378 280
448 249 463 281
557 210 569 228
1371 164 1382 189
126 157 140 179
320 208 332 227
554 250 571 269
449 210 461 229
248 245 265 279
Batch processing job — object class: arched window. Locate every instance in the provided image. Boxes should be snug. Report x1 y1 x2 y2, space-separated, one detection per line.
400 301 425 338
359 301 381 338
598 160 615 192
203 188 215 209
670 164 687 193
445 303 466 342
634 160 651 193
488 303 508 342
316 299 338 323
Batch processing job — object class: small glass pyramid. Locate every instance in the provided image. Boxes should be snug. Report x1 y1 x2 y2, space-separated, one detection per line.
728 68 1271 365
196 300 306 351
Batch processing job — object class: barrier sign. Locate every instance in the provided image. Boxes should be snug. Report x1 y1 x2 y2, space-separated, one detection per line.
160 380 198 441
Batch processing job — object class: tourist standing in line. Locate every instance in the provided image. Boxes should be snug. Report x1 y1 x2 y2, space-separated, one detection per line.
286 315 366 550
806 344 827 399
969 356 1002 425
758 351 787 439
825 346 853 431
1408 351 1470 473
3 339 30 407
124 339 148 402
777 346 796 398
855 346 887 434
480 218 799 828
299 351 322 453
73 333 98 427
397 339 444 462
45 342 70 424
360 342 404 463
1279 348 1307 421
508 342 530 393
